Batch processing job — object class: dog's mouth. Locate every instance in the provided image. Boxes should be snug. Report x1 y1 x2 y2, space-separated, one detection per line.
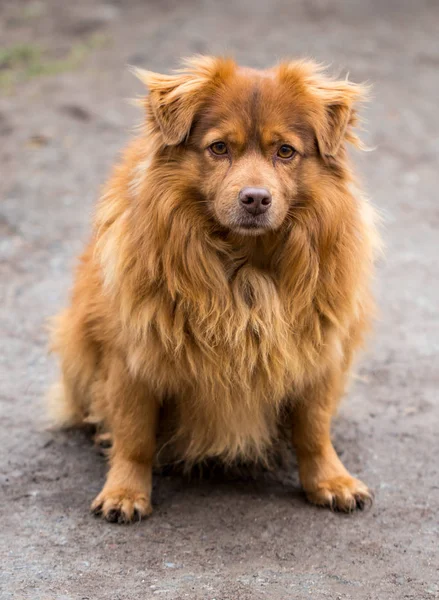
213 194 278 235
233 213 272 235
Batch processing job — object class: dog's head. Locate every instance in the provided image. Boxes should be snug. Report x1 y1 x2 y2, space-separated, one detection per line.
135 56 366 236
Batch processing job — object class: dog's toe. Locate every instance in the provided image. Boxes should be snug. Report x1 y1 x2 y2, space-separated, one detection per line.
306 475 373 513
91 488 152 524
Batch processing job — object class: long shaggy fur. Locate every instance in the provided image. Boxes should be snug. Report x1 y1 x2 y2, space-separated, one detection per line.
49 56 380 520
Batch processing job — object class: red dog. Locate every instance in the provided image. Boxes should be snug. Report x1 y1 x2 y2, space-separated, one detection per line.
49 56 380 523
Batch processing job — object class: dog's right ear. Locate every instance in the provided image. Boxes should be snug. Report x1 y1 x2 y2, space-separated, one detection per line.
132 56 235 146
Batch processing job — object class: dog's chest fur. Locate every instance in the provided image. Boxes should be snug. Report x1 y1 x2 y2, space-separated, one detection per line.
126 256 333 465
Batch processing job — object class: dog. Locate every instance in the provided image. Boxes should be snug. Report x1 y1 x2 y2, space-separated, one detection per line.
49 56 380 523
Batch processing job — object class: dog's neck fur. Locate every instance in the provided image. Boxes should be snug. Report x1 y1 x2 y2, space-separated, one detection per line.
224 231 285 272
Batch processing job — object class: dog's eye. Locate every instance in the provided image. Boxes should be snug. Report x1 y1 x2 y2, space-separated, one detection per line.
210 141 228 156
277 145 296 159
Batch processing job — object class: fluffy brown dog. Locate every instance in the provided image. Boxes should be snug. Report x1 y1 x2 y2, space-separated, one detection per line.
49 56 380 523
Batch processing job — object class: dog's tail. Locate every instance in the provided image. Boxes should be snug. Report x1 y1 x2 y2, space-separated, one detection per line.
46 380 86 429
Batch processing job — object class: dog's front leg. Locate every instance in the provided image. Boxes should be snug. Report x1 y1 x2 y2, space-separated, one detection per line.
91 357 158 523
291 372 372 512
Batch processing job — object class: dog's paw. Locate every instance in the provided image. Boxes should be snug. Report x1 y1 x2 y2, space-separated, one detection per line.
305 475 373 512
93 431 113 454
91 488 153 524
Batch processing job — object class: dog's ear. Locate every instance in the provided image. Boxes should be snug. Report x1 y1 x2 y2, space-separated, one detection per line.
132 56 235 146
278 61 367 158
312 78 366 157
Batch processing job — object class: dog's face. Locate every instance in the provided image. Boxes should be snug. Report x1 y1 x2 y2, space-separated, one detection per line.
190 74 310 235
137 57 364 235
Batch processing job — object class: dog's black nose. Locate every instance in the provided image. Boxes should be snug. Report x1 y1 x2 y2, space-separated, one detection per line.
239 187 272 215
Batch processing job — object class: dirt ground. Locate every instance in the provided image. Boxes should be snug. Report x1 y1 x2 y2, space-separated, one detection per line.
1 1 438 599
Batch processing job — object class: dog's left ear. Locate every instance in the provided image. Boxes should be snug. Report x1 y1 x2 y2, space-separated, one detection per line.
312 78 366 157
279 61 367 157
132 56 235 146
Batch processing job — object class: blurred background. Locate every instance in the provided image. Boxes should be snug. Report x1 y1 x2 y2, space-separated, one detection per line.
1 1 438 599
